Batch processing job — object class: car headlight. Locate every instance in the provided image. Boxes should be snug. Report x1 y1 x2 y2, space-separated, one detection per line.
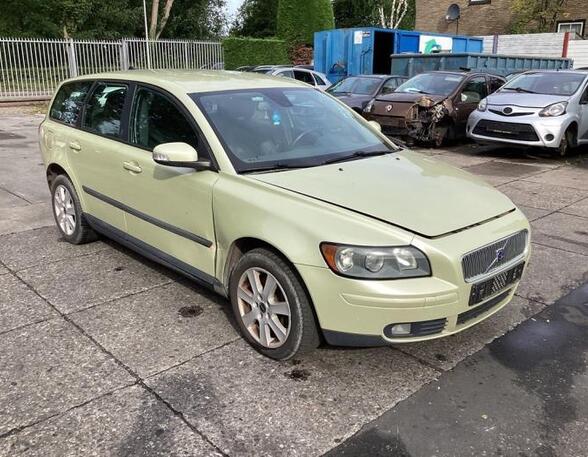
539 101 567 117
320 243 431 279
477 98 487 112
364 99 375 113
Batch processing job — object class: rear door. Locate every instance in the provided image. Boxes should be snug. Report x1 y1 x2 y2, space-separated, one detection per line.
67 80 130 232
116 85 218 278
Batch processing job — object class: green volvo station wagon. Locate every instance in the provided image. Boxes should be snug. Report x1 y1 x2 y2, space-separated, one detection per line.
40 70 531 360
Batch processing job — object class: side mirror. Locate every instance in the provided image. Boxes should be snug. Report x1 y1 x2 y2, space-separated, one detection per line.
152 142 210 170
368 120 382 133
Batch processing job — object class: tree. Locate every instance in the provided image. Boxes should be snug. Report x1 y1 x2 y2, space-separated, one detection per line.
510 0 567 34
377 0 408 29
277 0 334 45
148 0 175 39
163 0 228 39
231 0 278 38
332 0 415 30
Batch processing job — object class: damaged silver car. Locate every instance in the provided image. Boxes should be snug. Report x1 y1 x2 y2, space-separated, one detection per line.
363 71 505 146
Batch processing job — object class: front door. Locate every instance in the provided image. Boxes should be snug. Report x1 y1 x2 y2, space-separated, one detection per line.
454 75 488 130
117 85 218 279
578 82 588 142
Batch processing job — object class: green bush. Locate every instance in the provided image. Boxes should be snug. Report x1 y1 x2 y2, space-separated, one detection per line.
223 37 290 70
277 0 335 46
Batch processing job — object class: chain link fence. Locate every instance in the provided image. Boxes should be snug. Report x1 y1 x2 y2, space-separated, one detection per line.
0 37 224 101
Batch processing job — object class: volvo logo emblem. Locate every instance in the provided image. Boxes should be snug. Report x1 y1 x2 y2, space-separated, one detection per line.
495 247 506 262
503 107 513 115
386 105 393 112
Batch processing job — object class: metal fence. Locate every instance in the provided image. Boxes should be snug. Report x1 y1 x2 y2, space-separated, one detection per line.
0 37 224 101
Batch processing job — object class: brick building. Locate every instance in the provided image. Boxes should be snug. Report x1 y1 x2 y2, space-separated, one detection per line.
415 0 588 37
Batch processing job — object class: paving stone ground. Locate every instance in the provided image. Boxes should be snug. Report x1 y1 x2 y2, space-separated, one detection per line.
0 109 587 456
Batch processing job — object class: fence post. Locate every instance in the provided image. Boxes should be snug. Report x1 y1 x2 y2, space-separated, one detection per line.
184 42 189 69
67 38 78 77
120 39 129 70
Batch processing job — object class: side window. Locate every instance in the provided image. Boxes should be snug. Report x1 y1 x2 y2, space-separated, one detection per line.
276 70 294 79
581 84 588 104
82 82 127 138
459 76 488 104
380 78 399 95
294 70 315 85
49 81 93 126
130 87 200 152
312 73 327 86
489 77 505 94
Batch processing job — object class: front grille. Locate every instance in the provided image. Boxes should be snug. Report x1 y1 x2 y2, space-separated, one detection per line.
457 290 510 325
488 109 533 117
473 120 539 141
462 230 528 282
383 318 447 338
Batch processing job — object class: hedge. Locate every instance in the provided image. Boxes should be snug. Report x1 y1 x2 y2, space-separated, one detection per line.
277 0 335 45
223 37 290 70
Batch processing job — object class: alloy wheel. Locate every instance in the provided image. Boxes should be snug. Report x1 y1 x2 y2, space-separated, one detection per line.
237 267 291 348
53 184 76 235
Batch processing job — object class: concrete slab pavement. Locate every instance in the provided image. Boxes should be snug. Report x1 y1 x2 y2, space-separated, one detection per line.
1 108 587 456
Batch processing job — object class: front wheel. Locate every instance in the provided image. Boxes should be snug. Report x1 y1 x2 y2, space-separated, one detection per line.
229 248 320 360
557 128 577 157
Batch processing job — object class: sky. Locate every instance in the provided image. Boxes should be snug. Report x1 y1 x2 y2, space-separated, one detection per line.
226 0 245 17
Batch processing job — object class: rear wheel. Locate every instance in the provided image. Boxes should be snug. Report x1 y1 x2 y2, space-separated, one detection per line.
229 248 320 360
51 175 98 244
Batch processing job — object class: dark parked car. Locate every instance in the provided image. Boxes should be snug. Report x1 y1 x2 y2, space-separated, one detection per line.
363 71 506 146
327 75 408 113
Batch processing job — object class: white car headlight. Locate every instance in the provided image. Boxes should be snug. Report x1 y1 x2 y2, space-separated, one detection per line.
477 98 488 112
364 99 375 113
539 101 567 117
320 243 431 279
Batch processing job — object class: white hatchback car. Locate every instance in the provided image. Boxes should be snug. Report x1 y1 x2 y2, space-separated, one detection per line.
269 67 332 91
468 70 588 156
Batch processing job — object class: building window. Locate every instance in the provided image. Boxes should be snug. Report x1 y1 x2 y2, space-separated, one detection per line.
557 20 585 36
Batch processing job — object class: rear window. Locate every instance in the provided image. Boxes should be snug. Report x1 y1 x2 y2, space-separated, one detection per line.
49 81 93 125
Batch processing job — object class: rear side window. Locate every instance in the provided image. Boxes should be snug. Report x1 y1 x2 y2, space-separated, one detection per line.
294 70 315 85
129 87 199 151
312 73 327 86
49 81 92 126
276 70 294 78
82 82 127 138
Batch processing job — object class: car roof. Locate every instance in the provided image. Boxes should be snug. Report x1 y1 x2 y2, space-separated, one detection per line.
520 69 588 75
63 69 307 93
344 74 406 79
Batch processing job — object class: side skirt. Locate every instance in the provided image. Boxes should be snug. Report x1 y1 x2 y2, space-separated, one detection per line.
84 213 227 296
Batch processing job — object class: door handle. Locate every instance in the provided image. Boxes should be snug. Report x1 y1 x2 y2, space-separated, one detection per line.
69 142 81 151
123 161 142 173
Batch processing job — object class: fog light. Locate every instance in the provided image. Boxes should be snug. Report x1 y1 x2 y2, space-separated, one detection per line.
389 323 412 336
545 134 554 141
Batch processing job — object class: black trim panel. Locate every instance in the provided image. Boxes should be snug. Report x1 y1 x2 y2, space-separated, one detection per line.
322 329 387 347
85 213 220 289
82 186 213 248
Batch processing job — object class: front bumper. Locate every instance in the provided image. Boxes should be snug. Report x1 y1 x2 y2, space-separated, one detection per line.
296 209 531 346
467 109 573 148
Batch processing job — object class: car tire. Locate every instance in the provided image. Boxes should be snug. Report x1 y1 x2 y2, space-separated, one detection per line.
229 248 320 360
557 128 576 157
51 175 98 245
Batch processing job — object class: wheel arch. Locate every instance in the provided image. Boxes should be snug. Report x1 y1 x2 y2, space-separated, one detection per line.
46 162 87 209
222 236 324 341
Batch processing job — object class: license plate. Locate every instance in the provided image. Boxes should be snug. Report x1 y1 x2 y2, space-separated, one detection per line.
469 262 525 306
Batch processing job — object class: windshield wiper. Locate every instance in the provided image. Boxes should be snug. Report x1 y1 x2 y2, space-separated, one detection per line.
502 87 536 94
241 162 317 174
321 149 394 165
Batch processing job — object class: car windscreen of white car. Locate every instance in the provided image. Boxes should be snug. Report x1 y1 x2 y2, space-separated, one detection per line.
395 73 464 96
500 72 586 96
192 88 397 173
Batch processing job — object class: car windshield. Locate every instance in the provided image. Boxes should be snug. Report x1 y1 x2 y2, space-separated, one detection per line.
395 73 464 96
501 72 586 96
192 88 396 173
327 77 381 95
